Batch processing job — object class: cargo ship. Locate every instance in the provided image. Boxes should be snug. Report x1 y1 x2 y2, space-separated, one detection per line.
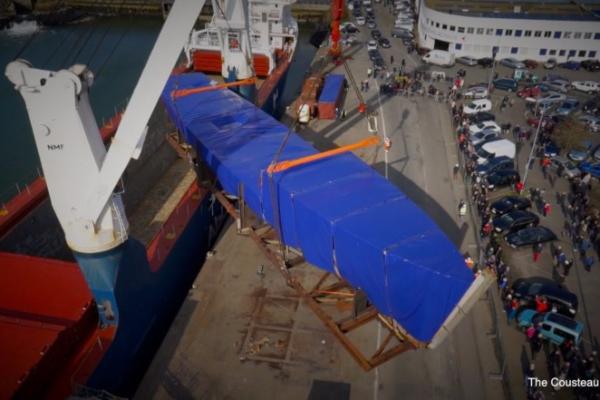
0 0 299 398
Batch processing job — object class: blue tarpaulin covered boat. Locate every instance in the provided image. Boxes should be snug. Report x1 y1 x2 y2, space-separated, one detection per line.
161 72 486 345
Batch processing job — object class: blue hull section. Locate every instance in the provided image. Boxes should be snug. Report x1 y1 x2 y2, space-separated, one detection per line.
161 72 475 343
86 192 224 396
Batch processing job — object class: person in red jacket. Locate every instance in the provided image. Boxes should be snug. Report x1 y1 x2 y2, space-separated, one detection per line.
515 181 524 194
543 201 551 217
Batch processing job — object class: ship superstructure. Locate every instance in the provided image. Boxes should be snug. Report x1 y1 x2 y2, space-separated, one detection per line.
185 0 298 78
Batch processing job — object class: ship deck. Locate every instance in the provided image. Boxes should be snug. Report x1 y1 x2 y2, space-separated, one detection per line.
128 158 196 246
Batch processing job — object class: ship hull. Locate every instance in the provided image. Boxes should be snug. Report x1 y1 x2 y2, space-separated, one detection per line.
86 187 225 396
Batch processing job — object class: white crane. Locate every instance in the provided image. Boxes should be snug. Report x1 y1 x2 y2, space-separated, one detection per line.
5 0 207 254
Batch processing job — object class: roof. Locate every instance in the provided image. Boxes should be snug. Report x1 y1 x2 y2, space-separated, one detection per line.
318 74 345 103
424 0 600 20
162 73 475 342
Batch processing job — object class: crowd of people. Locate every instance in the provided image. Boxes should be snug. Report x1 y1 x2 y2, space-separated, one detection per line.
442 69 600 399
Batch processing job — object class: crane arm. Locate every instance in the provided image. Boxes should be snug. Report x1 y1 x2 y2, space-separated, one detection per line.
85 0 206 224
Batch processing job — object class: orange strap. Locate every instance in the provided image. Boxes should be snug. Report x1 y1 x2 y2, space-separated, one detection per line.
267 136 380 174
171 77 257 99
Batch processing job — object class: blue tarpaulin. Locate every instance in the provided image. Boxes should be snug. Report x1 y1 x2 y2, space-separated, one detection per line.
162 73 474 342
318 73 345 103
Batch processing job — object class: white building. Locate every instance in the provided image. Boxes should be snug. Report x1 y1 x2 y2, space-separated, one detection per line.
417 0 600 61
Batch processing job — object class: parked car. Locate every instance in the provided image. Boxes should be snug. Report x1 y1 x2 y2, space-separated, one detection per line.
543 139 561 157
367 20 376 29
517 85 541 98
512 277 578 317
493 78 518 92
524 59 539 69
580 114 600 133
545 80 570 93
371 29 382 39
493 210 539 233
583 97 600 114
581 59 600 72
356 16 366 25
528 92 566 104
343 25 359 34
555 98 580 116
422 50 455 67
456 56 478 66
372 55 385 69
490 196 531 215
567 140 592 162
476 138 515 164
517 311 583 346
572 80 600 93
485 169 520 190
505 226 557 247
368 49 380 61
470 130 499 147
579 162 600 178
550 156 581 179
543 58 557 69
478 57 494 68
463 85 489 99
469 120 501 135
463 99 492 114
367 39 378 50
468 111 495 124
559 61 581 70
476 156 514 176
500 58 526 69
391 28 413 39
378 38 391 48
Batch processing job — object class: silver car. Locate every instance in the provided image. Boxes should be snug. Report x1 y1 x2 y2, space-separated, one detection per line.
463 86 489 99
550 156 581 179
457 56 478 66
500 58 526 69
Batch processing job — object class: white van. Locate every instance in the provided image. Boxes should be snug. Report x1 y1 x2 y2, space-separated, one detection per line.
422 50 455 67
476 139 516 165
463 99 492 115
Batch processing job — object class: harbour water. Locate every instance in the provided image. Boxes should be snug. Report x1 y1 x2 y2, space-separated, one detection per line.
0 17 318 203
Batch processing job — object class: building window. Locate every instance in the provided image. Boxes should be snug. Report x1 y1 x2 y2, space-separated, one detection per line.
467 27 474 34
493 46 499 56
539 48 547 55
458 26 465 33
524 30 532 37
515 29 522 37
455 43 462 50
450 25 456 32
579 50 586 57
584 32 592 39
511 47 518 54
554 31 561 39
574 32 582 39
568 49 576 57
549 49 557 56
477 28 484 35
486 28 494 35
564 32 572 39
544 31 552 38
442 24 447 30
595 33 600 40
436 22 440 28
559 50 566 56
534 31 542 37
590 51 597 58
431 20 434 26
496 29 503 36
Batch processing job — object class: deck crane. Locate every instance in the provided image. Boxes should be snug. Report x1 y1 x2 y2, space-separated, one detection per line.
4 0 218 327
329 0 367 114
